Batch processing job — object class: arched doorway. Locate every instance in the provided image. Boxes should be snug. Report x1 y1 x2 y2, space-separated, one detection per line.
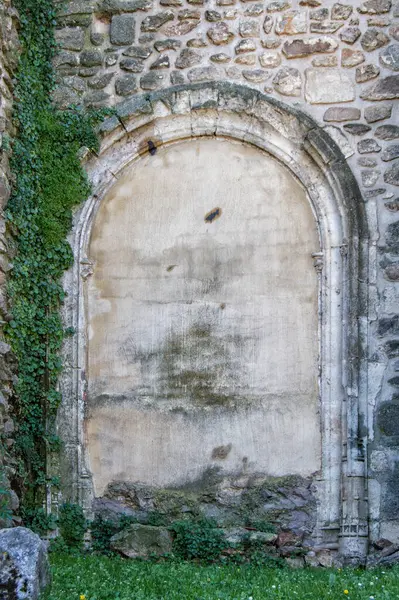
58 83 369 563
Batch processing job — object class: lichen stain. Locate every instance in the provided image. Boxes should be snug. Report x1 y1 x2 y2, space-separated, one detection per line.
212 443 232 460
205 207 222 223
157 322 250 408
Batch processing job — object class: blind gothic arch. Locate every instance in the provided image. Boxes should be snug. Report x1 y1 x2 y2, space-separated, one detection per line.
58 82 371 563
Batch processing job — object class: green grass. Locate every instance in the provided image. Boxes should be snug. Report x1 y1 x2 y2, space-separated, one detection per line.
44 554 399 600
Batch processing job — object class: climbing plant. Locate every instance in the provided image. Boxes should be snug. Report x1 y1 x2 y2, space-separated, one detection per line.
6 0 104 510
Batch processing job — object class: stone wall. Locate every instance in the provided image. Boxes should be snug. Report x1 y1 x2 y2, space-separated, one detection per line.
54 0 399 557
0 0 19 525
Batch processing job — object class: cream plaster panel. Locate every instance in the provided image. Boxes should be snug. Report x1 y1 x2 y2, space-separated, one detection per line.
86 137 321 494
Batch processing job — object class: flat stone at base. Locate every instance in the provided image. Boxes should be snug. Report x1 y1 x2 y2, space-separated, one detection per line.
110 524 173 558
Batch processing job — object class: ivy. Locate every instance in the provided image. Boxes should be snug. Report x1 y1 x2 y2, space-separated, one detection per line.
6 0 104 509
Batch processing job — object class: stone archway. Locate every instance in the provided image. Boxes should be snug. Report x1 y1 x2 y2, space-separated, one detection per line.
58 82 369 563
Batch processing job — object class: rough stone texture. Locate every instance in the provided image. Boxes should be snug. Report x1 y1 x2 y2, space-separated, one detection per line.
0 528 51 600
361 75 399 99
324 107 361 122
358 138 382 153
55 26 85 51
340 26 362 44
360 28 389 52
110 14 136 45
110 524 173 558
341 48 365 67
207 22 234 45
375 125 399 139
356 63 380 82
358 0 392 14
380 44 399 71
382 144 399 161
115 73 138 95
384 160 399 185
283 36 338 57
364 103 392 122
273 65 301 94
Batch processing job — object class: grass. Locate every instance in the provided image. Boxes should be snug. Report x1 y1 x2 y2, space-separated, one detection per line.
43 554 399 600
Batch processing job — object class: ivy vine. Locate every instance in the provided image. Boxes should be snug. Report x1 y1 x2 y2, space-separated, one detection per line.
7 0 104 510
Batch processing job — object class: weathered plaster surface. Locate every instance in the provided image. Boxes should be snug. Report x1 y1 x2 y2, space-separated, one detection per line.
86 137 320 494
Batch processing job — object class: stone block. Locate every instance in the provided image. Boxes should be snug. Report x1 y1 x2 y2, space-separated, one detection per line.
358 0 392 14
242 69 270 83
149 55 169 69
283 36 338 58
259 52 281 68
384 161 399 186
273 66 302 96
55 27 85 51
0 528 51 600
380 45 399 72
239 18 260 38
267 1 291 11
140 71 165 89
364 103 392 123
80 50 103 67
207 22 234 45
115 74 138 95
358 138 382 153
275 10 307 35
100 0 153 12
342 48 365 67
175 48 202 69
361 28 389 52
323 107 361 122
332 3 353 20
110 524 173 558
361 74 399 99
340 26 361 44
120 57 145 72
375 125 399 140
382 145 399 162
305 68 355 103
343 123 371 135
310 21 344 34
111 14 136 45
187 66 220 81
